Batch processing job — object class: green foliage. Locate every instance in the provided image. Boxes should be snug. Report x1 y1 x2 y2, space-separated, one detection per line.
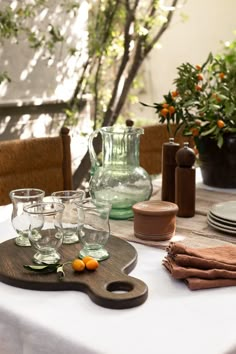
0 71 11 84
144 38 236 149
0 0 63 56
0 6 19 38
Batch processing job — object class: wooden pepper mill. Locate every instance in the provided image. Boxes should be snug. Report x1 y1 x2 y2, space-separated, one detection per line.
175 142 196 217
161 138 180 203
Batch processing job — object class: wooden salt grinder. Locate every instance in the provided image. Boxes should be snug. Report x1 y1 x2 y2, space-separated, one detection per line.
161 138 180 203
175 142 196 217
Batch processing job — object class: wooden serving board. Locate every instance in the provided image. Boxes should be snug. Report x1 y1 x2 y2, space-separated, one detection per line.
0 236 148 309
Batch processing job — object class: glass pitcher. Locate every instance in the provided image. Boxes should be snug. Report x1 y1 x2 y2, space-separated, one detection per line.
88 126 152 219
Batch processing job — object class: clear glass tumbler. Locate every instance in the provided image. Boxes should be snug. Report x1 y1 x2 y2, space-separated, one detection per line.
9 188 45 247
75 199 112 261
51 190 85 244
24 202 65 264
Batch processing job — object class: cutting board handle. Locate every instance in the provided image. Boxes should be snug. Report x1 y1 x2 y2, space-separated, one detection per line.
86 273 148 309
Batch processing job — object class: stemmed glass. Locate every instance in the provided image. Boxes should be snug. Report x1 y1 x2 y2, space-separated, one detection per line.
75 199 112 261
51 190 85 244
24 202 65 264
9 188 45 246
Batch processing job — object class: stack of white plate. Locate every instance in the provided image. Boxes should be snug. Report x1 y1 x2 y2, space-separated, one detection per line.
207 201 236 235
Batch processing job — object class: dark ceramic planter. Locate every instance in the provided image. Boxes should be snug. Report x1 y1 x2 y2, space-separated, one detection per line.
198 134 236 188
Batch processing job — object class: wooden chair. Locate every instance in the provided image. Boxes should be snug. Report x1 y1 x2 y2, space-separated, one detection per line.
139 124 194 175
0 127 73 205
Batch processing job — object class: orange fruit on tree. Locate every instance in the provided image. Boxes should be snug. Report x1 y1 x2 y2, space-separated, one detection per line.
72 259 85 272
219 72 225 80
195 64 202 70
86 259 99 271
195 85 202 91
168 106 175 115
171 90 179 98
197 74 203 81
162 103 169 108
190 127 200 137
217 119 225 129
160 108 169 117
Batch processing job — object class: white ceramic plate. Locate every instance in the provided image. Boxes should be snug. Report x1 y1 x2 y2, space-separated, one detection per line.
209 211 236 227
207 217 236 235
207 213 236 231
210 201 236 222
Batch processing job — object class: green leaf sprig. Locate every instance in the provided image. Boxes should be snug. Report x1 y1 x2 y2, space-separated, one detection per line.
23 261 72 280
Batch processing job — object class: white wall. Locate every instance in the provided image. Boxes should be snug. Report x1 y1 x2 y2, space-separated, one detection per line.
136 0 236 123
0 0 88 103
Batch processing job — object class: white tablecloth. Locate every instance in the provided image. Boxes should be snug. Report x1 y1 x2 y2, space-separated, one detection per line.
1 208 236 354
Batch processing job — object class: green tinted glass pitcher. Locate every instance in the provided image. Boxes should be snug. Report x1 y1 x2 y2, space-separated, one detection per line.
88 126 152 219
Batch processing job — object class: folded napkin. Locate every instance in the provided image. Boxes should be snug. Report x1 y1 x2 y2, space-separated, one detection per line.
163 242 236 290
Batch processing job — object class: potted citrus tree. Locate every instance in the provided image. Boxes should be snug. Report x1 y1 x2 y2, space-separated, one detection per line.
142 39 236 188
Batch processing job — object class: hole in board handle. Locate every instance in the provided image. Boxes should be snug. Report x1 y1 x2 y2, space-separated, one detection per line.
106 281 134 294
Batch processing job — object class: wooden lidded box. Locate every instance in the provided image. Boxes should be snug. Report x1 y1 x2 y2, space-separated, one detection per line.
132 200 178 241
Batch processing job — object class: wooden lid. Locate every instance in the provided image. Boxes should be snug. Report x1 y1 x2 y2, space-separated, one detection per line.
132 200 178 216
175 142 196 167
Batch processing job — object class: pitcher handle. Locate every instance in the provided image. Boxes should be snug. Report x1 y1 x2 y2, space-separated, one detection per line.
88 129 100 174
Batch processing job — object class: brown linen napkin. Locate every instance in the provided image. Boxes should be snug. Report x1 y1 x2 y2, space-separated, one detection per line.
163 242 236 290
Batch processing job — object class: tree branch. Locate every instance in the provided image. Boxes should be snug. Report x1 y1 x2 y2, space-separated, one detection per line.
105 0 180 125
144 0 179 56
102 0 140 127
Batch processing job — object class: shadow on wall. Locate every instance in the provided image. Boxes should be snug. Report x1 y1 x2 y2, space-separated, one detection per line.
0 100 68 140
0 99 92 174
0 1 88 104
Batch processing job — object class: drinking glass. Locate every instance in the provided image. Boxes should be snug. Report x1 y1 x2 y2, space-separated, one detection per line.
9 188 45 247
75 199 112 261
24 202 65 264
51 190 85 244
